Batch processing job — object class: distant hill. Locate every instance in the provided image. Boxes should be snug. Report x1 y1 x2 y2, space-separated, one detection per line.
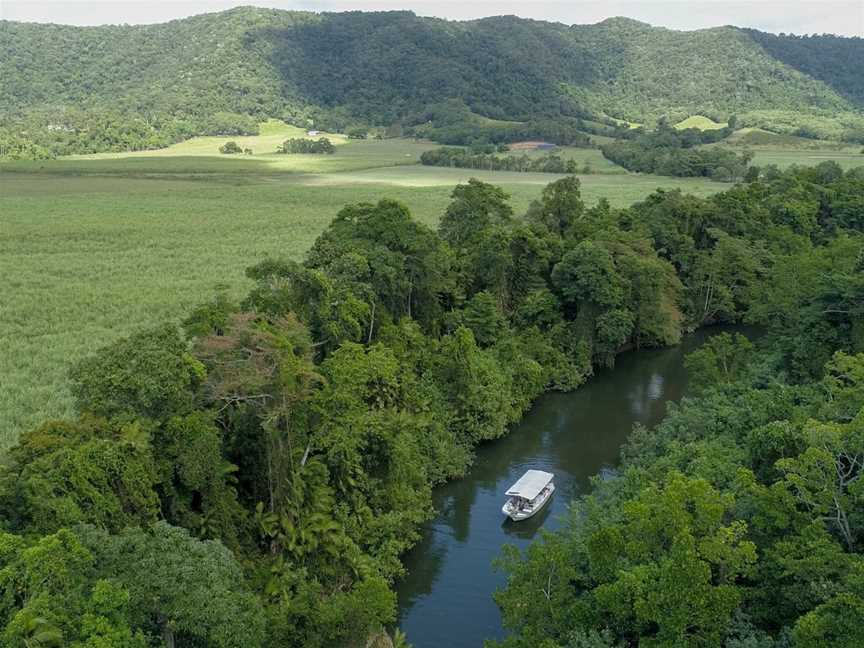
1 7 863 155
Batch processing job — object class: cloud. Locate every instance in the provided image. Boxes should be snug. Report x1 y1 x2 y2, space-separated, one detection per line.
2 0 862 36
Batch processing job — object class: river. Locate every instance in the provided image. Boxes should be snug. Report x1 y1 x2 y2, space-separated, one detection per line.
395 327 731 647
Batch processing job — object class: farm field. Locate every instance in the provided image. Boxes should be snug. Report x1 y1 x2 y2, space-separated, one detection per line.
2 133 861 447
306 165 725 203
706 127 864 168
748 148 864 169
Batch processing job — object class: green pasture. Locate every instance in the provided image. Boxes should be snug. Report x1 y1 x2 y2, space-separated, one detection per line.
749 148 864 169
702 128 864 169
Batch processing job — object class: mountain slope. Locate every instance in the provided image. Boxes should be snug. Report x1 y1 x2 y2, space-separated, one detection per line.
0 8 316 119
1 7 862 155
564 18 857 120
746 29 864 106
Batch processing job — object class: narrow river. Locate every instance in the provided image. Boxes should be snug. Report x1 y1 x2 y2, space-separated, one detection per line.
395 327 732 647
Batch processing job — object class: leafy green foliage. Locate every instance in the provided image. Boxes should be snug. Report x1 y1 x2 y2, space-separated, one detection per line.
588 474 756 645
218 140 243 154
278 137 335 154
685 332 754 392
0 529 146 648
69 324 203 420
0 417 160 534
78 523 266 648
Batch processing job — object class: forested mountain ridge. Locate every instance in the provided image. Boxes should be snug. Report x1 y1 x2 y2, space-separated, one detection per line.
747 29 864 106
2 6 863 155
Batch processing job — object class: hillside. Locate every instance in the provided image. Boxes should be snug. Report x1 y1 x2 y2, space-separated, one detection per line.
2 7 863 155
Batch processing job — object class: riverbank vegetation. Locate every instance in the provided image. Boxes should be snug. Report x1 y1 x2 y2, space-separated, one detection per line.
493 174 864 643
1 159 862 645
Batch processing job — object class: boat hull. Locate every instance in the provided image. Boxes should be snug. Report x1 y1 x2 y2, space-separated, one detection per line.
502 482 555 521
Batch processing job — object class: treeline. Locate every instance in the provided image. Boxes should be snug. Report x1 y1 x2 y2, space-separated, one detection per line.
400 101 597 147
420 147 582 174
601 123 753 180
277 137 335 154
1 163 862 646
413 118 595 148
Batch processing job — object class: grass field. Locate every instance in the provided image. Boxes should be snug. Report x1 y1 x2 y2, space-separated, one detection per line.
674 115 728 130
749 149 864 169
722 127 845 148
2 132 861 448
704 129 864 169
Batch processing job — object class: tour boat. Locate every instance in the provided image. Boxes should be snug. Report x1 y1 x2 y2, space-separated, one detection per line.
502 470 555 521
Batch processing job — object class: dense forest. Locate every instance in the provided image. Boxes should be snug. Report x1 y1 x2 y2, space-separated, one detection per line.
1 159 862 646
747 30 864 106
2 8 864 156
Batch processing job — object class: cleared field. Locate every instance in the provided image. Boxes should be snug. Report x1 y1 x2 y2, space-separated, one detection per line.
307 165 723 203
0 138 733 447
746 147 864 169
604 116 642 129
722 127 846 148
701 129 864 169
50 138 435 175
674 115 728 130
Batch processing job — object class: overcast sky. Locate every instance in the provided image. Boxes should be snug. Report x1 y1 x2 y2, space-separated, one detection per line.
2 0 862 36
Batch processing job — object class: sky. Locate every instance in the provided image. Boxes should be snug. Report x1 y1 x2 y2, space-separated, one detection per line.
1 0 862 36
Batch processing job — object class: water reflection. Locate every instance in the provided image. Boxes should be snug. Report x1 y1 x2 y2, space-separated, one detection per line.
500 495 555 539
395 327 748 648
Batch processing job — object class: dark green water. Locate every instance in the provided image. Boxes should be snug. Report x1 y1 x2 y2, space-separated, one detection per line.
395 328 729 647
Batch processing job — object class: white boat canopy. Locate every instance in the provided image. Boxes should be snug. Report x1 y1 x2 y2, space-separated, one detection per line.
505 470 554 501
